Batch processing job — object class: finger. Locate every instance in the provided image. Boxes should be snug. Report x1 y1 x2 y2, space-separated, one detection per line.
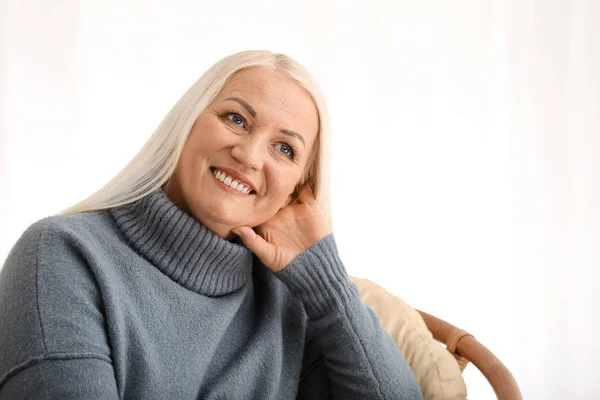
232 226 274 263
297 183 317 204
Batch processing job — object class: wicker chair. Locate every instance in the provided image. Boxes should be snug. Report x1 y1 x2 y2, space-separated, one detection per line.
416 310 523 400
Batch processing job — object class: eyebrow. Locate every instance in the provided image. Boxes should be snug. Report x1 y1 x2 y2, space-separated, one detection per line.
224 97 306 147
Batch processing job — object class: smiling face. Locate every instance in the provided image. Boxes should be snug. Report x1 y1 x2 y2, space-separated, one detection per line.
165 66 320 240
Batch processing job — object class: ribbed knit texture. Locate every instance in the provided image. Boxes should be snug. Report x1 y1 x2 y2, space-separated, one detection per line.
0 188 423 399
110 189 253 296
276 234 361 320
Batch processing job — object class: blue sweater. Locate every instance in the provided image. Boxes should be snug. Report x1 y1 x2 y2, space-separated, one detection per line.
0 189 422 399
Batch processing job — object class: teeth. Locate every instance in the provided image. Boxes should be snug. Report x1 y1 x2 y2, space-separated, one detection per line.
211 168 253 194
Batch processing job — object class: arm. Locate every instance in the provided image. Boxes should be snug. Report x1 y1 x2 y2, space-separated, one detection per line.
275 234 423 400
0 219 119 399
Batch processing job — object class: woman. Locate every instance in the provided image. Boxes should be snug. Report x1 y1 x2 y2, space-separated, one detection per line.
0 51 422 399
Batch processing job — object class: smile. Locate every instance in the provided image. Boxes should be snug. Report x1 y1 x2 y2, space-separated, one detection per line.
211 168 255 195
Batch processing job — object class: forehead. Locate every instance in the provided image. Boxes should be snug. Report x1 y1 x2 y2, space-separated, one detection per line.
220 66 309 102
215 66 319 140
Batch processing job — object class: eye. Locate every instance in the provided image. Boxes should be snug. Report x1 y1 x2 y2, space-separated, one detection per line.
226 113 246 129
274 142 297 160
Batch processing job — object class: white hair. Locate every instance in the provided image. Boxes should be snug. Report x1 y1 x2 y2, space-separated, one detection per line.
60 50 332 229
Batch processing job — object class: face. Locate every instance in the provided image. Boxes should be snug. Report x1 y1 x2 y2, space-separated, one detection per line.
165 66 319 240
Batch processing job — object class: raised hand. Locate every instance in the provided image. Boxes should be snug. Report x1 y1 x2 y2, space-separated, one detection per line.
232 183 332 272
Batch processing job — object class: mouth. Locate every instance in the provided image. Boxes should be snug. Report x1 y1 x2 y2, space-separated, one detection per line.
210 167 256 195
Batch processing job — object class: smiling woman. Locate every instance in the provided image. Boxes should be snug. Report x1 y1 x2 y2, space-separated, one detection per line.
0 51 423 399
164 66 320 240
60 51 332 227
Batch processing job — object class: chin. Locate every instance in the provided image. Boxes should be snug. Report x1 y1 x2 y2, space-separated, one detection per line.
203 204 257 227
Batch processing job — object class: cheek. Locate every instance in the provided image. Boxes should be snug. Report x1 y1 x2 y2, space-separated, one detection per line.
268 171 302 199
189 117 227 148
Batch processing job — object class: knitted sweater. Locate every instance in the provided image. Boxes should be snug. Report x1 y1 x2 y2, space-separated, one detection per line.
0 189 422 399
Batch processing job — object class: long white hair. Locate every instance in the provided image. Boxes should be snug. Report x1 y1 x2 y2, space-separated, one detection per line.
59 50 332 228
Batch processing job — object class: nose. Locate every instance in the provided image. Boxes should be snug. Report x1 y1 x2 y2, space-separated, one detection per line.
230 136 265 171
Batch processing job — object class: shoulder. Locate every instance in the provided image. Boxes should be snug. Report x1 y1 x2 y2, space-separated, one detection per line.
1 211 120 321
1 210 119 290
29 210 115 244
9 211 117 259
0 212 115 384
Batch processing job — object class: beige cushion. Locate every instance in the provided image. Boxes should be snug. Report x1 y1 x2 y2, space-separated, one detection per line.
349 276 467 400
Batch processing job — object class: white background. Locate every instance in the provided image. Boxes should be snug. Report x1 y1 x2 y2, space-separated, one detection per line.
1 1 598 398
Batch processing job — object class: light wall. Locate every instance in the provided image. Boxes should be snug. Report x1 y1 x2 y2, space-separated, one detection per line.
1 1 598 398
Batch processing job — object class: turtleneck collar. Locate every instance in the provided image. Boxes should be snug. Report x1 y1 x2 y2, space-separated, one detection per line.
109 188 254 297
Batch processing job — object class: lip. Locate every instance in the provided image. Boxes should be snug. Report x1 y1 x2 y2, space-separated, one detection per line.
211 166 258 193
212 173 254 196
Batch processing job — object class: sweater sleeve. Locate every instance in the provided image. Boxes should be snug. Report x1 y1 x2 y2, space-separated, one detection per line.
274 234 423 400
0 219 119 399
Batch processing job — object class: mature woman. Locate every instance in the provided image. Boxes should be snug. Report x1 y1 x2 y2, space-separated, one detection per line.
0 51 422 399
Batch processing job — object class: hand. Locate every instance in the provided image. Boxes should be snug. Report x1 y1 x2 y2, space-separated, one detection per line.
232 183 332 272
